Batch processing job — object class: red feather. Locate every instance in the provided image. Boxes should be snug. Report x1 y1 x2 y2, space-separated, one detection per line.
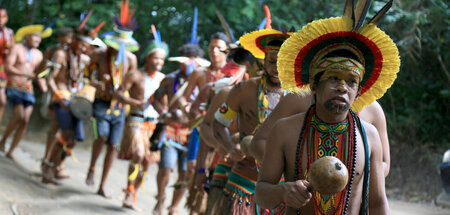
264 5 272 29
78 9 94 31
93 21 106 36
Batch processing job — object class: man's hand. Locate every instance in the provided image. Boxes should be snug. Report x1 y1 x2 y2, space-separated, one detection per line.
282 180 312 208
229 144 246 161
194 172 208 190
59 99 69 111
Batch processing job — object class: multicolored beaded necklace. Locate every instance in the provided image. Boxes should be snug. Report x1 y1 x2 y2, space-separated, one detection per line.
295 105 357 215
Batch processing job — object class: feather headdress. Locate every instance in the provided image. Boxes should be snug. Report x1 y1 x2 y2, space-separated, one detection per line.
278 0 399 113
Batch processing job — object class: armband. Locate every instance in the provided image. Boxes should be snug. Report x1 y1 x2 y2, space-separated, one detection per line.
214 103 237 127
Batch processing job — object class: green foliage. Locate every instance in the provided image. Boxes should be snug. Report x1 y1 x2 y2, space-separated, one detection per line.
1 0 448 147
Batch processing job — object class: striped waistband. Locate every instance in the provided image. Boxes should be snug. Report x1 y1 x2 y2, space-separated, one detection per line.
212 161 233 180
165 125 190 144
224 169 257 197
7 80 33 93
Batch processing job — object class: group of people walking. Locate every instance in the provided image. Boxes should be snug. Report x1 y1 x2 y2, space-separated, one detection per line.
0 0 400 214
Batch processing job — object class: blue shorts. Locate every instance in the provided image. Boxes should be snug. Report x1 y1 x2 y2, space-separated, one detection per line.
52 101 84 141
159 139 188 171
6 89 35 108
93 99 125 145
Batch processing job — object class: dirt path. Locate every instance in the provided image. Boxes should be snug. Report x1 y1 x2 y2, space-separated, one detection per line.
0 138 449 215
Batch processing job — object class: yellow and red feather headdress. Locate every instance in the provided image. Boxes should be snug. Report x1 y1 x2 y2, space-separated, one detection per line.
278 0 400 112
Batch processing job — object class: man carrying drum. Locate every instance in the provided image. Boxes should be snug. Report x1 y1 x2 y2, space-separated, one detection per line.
84 1 138 198
41 31 92 184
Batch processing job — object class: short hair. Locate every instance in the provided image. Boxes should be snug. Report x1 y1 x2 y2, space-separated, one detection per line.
210 32 229 46
178 44 204 58
228 47 255 65
0 6 6 11
58 27 74 37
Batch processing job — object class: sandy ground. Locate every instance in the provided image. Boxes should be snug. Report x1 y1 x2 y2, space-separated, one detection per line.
0 138 450 215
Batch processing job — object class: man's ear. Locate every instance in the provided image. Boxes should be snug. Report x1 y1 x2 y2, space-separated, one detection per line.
354 87 362 100
310 79 317 92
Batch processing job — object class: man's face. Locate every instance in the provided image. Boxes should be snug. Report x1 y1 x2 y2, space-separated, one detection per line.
59 34 73 47
313 69 361 114
180 57 199 75
74 39 91 55
208 39 227 65
26 34 42 48
0 9 8 28
146 50 165 72
263 51 280 86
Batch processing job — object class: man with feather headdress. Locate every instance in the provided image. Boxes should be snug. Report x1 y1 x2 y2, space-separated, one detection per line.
84 0 138 198
255 0 398 214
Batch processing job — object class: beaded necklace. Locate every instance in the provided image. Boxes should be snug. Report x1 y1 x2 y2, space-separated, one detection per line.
295 105 357 215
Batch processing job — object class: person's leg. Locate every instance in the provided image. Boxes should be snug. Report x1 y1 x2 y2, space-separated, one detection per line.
0 104 21 152
85 116 108 186
97 112 125 198
43 109 59 161
6 104 33 160
154 145 177 215
168 149 188 214
43 130 74 185
41 108 61 174
0 88 6 124
123 130 145 210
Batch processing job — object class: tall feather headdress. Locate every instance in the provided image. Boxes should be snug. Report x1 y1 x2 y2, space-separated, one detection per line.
278 0 400 113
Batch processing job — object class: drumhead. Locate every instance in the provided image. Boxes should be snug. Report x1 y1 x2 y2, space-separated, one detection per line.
70 97 93 120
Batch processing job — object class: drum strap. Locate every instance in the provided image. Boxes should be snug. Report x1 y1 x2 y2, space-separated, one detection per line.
356 116 370 215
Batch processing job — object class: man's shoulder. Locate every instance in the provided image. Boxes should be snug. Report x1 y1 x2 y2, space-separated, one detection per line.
279 112 307 128
4 27 13 35
360 119 378 139
165 70 180 79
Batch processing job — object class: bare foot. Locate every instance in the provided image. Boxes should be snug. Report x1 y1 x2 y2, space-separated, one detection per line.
85 170 95 186
41 164 60 185
6 153 16 162
42 176 61 185
123 193 141 211
97 187 112 199
167 206 179 215
152 196 165 215
56 168 70 179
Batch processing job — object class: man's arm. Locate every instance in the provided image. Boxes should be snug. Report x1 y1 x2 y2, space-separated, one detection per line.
364 121 389 214
36 48 53 92
5 44 23 77
250 93 312 161
153 78 169 114
115 71 143 106
47 50 65 94
182 69 204 104
188 83 211 120
127 52 138 72
198 86 231 149
212 83 244 160
255 116 311 209
370 101 390 177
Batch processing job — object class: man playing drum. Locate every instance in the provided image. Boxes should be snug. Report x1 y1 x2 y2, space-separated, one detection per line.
85 1 138 198
41 32 92 184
